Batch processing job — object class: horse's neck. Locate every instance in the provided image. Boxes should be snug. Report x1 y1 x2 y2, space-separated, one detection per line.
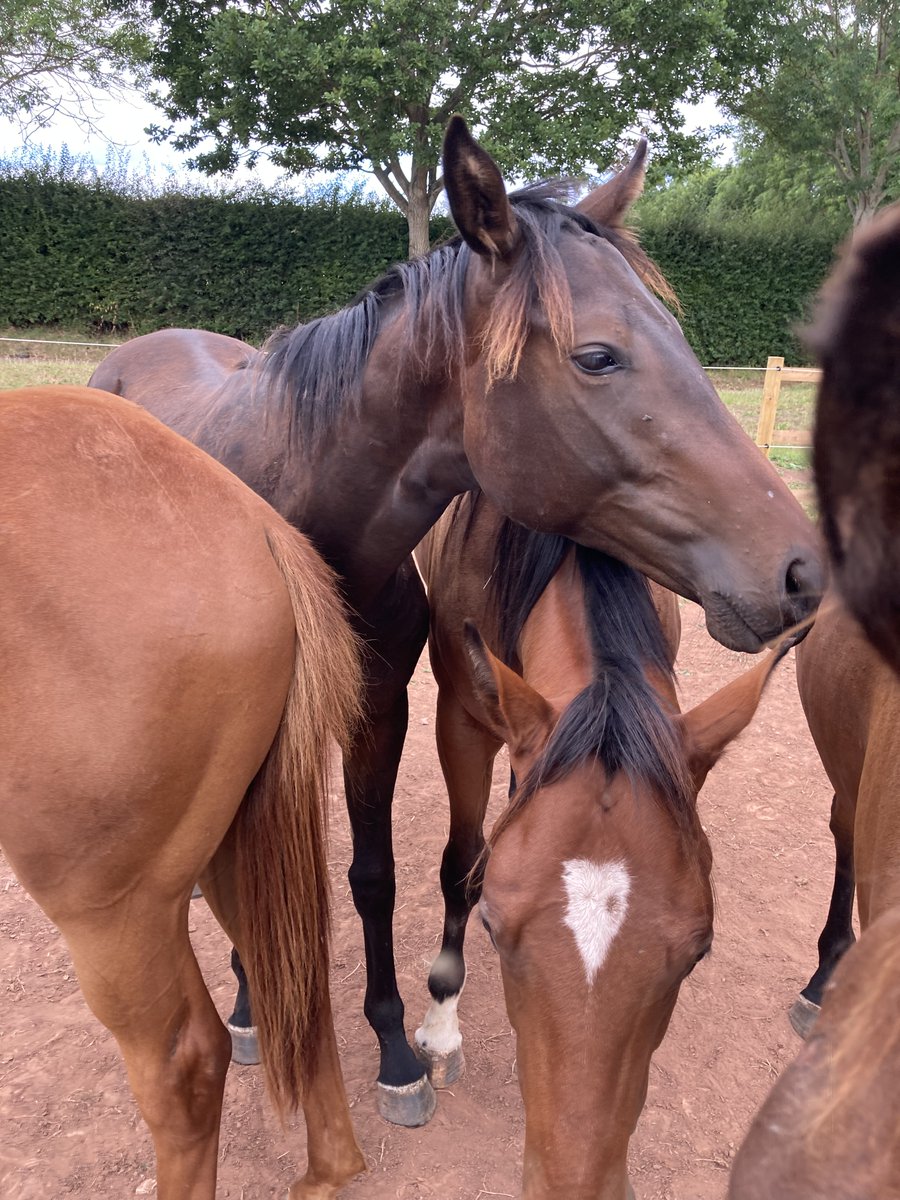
518 554 678 715
278 382 475 606
200 358 476 610
518 554 594 709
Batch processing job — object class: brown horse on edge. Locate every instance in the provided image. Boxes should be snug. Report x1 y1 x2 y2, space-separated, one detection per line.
811 202 900 675
89 117 824 1126
0 386 364 1199
416 495 787 1199
730 209 900 1198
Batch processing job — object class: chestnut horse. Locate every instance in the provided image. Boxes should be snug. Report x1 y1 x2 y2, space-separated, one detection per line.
0 386 364 1199
729 210 900 1197
731 904 900 1200
89 117 823 1125
415 494 786 1199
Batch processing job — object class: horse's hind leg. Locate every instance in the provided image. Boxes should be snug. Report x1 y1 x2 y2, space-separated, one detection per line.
415 687 500 1086
790 791 856 1039
199 839 365 1198
57 896 230 1199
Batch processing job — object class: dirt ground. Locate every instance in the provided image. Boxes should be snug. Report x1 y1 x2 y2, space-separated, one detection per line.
0 600 836 1200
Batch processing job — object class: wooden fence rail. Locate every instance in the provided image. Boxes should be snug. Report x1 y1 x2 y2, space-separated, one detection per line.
754 355 822 457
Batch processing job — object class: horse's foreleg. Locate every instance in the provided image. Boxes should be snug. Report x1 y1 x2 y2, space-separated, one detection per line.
791 790 856 1039
415 688 500 1086
344 685 436 1125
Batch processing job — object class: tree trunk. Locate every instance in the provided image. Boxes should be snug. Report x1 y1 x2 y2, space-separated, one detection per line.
406 179 432 258
850 188 884 228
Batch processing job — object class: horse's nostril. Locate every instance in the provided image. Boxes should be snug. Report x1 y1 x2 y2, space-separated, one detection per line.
786 560 804 596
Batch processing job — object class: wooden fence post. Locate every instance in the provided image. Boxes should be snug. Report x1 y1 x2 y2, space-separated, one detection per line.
755 355 784 457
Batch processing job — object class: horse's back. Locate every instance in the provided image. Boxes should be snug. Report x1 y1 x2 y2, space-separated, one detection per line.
0 386 297 906
88 328 257 426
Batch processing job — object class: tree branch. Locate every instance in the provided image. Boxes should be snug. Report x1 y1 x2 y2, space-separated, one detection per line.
372 164 409 213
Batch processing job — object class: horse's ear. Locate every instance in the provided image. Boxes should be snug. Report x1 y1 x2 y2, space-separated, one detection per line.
576 138 648 228
443 116 519 260
463 620 556 761
677 642 790 789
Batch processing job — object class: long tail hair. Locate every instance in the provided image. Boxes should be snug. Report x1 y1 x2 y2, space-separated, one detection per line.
233 520 362 1115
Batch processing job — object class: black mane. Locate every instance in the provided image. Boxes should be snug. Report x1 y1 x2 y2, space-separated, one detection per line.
459 494 694 837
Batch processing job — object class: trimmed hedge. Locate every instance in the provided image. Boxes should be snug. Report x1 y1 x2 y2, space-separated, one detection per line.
639 216 841 365
0 172 840 362
0 173 453 341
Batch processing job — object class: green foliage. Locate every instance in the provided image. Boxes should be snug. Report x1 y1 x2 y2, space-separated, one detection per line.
0 0 150 128
141 0 760 252
719 1 900 224
638 214 840 365
1 161 841 364
641 134 851 232
635 151 847 364
0 162 451 339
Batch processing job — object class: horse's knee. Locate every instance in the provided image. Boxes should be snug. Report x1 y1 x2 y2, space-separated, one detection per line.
347 858 395 916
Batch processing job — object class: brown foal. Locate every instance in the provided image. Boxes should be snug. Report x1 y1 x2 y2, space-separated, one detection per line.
416 494 786 1199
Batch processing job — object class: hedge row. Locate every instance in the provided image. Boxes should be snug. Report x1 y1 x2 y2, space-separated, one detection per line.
1 173 840 362
0 174 454 341
638 215 841 365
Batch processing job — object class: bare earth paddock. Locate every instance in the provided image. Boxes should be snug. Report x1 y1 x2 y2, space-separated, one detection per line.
0 602 834 1199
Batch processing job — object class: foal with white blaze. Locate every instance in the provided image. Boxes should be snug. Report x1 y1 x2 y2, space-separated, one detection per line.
415 495 785 1198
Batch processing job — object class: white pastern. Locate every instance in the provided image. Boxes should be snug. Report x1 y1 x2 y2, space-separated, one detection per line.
415 988 464 1056
562 858 631 986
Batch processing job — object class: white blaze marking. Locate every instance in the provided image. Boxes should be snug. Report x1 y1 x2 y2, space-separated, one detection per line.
562 858 631 985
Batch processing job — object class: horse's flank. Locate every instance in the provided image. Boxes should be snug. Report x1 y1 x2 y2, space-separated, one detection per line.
0 385 364 1195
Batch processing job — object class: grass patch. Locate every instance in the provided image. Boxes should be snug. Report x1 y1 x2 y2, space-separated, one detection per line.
769 446 811 469
0 358 98 388
713 378 817 440
0 332 817 497
0 326 119 389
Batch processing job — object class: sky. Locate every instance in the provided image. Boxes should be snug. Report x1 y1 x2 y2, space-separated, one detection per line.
0 82 730 197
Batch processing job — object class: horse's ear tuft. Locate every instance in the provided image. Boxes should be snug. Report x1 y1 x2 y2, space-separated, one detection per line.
678 643 788 790
576 138 648 229
443 117 519 260
462 619 556 761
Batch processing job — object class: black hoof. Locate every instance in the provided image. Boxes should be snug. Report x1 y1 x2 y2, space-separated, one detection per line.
376 1075 437 1126
789 994 821 1040
228 1022 260 1065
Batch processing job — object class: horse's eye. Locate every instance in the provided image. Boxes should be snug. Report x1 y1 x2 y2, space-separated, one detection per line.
685 942 712 977
571 347 621 375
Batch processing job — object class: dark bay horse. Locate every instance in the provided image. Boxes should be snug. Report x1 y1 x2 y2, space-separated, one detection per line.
0 386 364 1199
89 116 823 1125
729 209 900 1196
415 494 787 1199
811 201 900 674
